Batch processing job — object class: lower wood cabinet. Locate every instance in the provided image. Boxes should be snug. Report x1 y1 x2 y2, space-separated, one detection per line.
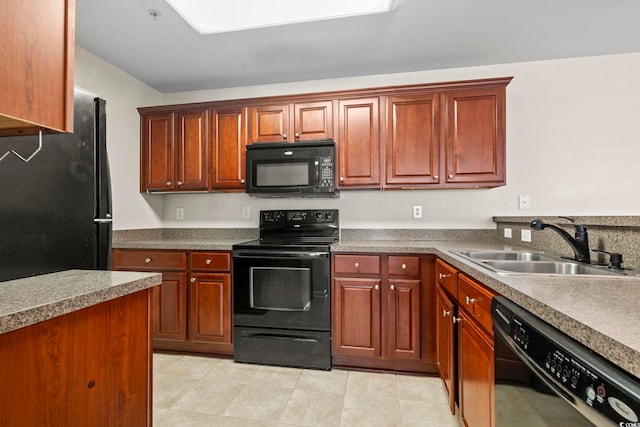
435 258 496 427
332 253 437 373
112 248 232 355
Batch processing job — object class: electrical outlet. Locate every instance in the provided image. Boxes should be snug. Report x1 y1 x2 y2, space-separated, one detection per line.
241 206 250 219
504 227 512 238
521 229 532 242
518 194 531 210
176 207 184 220
412 205 422 219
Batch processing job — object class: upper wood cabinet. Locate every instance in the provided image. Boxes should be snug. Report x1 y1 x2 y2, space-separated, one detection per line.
0 0 75 133
210 107 247 190
384 93 441 187
336 98 380 188
140 109 208 192
444 87 505 186
138 77 511 193
249 100 333 143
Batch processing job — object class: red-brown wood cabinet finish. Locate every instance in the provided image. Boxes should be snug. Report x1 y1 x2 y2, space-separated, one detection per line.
436 285 457 414
249 100 333 143
176 109 209 190
112 249 232 355
0 0 75 133
210 107 247 190
0 289 153 426
332 253 437 373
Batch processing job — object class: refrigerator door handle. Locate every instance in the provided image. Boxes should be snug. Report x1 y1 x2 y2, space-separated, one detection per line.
94 218 113 223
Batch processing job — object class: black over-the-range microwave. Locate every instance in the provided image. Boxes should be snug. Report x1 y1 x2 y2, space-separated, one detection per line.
245 139 338 197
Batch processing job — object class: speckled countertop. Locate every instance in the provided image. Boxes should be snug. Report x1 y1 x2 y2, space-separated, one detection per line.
334 240 640 379
0 270 162 335
113 235 640 379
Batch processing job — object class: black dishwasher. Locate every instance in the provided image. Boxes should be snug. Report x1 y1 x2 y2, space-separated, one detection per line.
492 297 640 426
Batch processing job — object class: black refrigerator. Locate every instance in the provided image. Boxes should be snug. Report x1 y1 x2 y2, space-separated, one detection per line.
0 88 113 282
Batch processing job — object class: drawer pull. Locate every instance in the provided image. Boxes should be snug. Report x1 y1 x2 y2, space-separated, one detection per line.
354 262 360 269
439 273 450 279
145 258 152 264
442 310 451 317
465 296 477 305
205 259 212 265
190 277 196 283
401 263 407 270
453 316 462 324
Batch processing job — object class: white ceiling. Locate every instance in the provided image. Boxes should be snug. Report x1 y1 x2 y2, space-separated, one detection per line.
76 0 640 93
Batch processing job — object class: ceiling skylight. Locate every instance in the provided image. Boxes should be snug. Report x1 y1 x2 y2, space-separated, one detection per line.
166 0 402 34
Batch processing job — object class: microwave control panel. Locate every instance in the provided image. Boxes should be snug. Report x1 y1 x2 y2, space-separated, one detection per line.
319 156 334 188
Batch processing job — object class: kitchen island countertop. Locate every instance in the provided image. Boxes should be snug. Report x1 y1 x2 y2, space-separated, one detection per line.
0 269 162 334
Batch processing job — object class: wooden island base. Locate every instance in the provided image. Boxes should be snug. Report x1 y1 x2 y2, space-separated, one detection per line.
0 289 152 427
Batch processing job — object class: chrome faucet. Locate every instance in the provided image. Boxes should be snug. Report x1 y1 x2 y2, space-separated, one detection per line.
530 217 591 263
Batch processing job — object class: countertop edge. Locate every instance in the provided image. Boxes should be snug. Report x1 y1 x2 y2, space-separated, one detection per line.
0 270 162 335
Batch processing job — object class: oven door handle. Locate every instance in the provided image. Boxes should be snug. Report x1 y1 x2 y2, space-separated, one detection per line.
233 250 329 258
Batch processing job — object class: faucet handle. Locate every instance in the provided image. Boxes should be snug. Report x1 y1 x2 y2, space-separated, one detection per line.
560 216 587 234
592 249 623 269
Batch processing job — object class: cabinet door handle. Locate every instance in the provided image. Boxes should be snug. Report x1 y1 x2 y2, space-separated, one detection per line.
340 176 344 182
453 316 462 324
191 277 196 283
443 310 451 317
448 174 454 179
145 258 152 264
166 181 172 186
295 132 300 139
354 262 360 269
401 263 407 270
283 133 287 139
439 273 450 279
205 259 212 265
465 296 477 305
390 284 395 290
240 179 245 184
177 181 183 186
374 284 379 290
434 175 439 180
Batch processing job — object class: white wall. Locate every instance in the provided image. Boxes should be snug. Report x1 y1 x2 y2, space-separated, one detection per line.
76 48 640 230
74 46 165 230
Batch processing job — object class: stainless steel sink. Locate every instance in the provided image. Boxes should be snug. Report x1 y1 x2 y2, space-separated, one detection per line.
451 250 626 277
480 260 623 276
454 250 555 262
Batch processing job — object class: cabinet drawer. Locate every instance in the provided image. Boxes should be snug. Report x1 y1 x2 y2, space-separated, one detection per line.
112 249 187 271
190 251 231 271
436 259 457 296
334 254 381 275
457 273 496 334
387 256 420 276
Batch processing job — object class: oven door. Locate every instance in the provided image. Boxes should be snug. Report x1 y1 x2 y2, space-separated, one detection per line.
232 250 330 331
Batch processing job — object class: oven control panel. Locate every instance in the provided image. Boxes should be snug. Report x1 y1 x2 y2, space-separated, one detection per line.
261 210 337 224
506 314 640 425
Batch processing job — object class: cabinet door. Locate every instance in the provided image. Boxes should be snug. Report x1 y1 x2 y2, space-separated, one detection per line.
436 286 456 414
332 277 381 358
250 104 289 143
386 279 421 360
141 113 174 192
175 110 208 190
444 87 505 185
210 108 247 190
293 101 333 141
189 273 231 344
385 94 441 186
0 0 74 132
337 98 380 187
152 272 188 342
458 311 494 427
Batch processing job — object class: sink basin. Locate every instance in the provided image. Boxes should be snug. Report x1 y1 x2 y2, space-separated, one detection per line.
480 260 624 276
451 250 627 277
454 250 555 262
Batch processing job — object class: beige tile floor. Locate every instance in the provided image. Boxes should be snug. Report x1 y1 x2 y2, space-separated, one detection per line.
153 352 460 427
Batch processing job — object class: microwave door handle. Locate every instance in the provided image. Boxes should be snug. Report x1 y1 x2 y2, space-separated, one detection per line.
315 159 320 186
